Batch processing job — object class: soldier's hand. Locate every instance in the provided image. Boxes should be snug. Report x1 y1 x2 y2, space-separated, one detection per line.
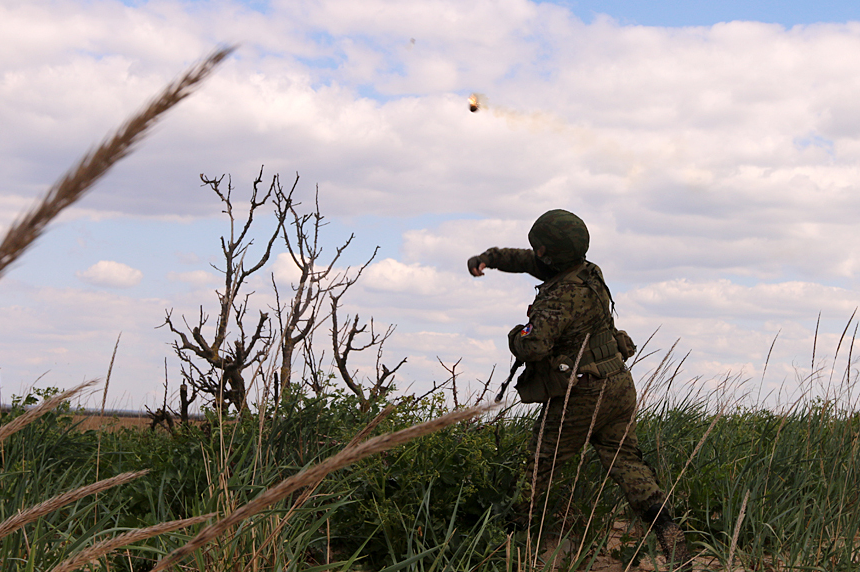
467 255 487 277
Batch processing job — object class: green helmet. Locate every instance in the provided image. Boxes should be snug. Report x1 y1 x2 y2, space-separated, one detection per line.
528 209 589 272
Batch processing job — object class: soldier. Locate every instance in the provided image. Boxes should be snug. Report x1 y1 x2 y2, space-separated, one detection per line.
467 209 691 570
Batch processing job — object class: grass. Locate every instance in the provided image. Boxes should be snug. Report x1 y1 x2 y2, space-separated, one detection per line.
2 350 860 571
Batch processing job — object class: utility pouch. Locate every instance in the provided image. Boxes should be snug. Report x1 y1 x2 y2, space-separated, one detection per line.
515 355 578 403
615 330 637 362
547 354 576 396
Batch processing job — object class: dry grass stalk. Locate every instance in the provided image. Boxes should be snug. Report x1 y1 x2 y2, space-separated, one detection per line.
49 513 214 572
151 404 492 572
560 382 609 559
100 333 122 418
0 470 148 540
346 403 397 448
0 45 236 277
574 383 632 567
828 309 857 387
526 396 551 562
240 402 398 572
622 406 726 572
95 332 122 512
534 334 590 558
0 378 99 444
559 344 683 566
467 535 510 572
728 489 750 568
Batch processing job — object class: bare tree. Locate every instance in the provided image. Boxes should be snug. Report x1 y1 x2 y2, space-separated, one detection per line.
146 359 175 431
330 283 407 411
269 187 381 401
271 198 408 408
162 167 290 413
162 166 405 413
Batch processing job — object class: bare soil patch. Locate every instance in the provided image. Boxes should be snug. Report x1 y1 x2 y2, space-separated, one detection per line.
71 414 152 431
540 521 732 571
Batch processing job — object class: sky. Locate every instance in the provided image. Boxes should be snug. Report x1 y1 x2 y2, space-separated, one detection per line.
2 0 860 412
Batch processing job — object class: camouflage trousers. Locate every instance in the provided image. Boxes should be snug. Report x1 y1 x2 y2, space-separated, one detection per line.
526 369 664 517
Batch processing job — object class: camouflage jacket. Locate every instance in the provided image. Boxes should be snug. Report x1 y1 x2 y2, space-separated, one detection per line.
478 247 626 402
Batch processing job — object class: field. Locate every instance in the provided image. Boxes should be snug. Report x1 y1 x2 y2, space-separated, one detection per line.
70 414 152 432
2 355 859 572
5 36 859 572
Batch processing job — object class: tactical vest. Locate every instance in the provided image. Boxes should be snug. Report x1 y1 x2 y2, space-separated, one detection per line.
558 263 626 379
515 263 628 403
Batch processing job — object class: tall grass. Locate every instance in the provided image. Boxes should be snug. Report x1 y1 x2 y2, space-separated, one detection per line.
0 383 497 571
633 350 860 571
1 287 856 572
3 349 859 572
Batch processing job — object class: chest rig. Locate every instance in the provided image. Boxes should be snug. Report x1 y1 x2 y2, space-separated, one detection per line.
540 262 627 379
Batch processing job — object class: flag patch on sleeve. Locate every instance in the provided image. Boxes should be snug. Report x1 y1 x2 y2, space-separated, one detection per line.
521 324 533 336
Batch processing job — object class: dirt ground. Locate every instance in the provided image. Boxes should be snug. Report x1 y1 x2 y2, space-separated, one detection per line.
70 410 205 431
71 413 154 431
540 521 729 572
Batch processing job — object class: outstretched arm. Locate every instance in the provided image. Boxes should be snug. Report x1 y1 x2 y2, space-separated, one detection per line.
467 247 545 279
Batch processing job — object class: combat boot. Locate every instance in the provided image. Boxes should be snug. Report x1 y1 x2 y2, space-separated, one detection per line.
644 504 692 572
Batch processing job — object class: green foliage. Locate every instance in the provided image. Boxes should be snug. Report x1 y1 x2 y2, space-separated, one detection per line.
328 392 532 566
637 392 860 570
5 377 860 571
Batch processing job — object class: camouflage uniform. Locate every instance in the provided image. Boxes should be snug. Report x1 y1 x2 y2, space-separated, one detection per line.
469 210 691 569
476 246 664 515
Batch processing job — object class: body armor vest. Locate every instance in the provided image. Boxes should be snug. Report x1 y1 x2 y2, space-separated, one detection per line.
565 264 626 379
515 262 631 403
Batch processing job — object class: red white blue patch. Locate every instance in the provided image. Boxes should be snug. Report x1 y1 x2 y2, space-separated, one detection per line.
520 324 533 337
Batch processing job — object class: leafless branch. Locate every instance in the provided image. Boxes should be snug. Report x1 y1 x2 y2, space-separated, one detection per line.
474 365 496 405
330 284 405 411
160 168 282 413
437 357 463 409
271 183 384 401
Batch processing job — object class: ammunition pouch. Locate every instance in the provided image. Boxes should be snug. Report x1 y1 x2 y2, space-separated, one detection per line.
514 329 630 403
576 329 627 379
615 329 637 362
515 354 576 403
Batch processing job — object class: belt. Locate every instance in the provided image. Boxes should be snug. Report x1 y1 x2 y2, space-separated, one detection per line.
576 372 597 384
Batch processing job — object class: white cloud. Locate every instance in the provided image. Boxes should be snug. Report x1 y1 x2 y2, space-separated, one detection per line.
271 252 308 286
363 258 451 297
622 279 859 321
166 270 219 287
402 218 531 270
2 1 860 408
0 281 172 408
77 261 143 288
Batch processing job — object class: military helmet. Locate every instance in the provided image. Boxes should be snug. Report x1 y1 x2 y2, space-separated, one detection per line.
528 209 589 272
